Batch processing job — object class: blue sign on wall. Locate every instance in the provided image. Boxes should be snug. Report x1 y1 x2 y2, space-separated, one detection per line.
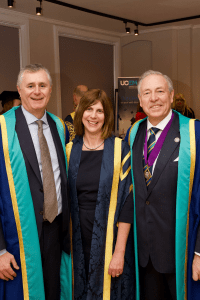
118 77 140 138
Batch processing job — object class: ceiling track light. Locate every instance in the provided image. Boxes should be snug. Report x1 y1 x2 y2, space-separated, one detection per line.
45 0 200 29
134 24 139 36
124 21 130 34
8 0 14 8
36 0 42 16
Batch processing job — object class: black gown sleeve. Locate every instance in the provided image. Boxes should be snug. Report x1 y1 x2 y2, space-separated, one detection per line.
64 114 73 123
118 191 133 224
195 222 200 253
0 216 6 251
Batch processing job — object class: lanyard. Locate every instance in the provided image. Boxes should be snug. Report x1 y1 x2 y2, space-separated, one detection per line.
144 112 174 166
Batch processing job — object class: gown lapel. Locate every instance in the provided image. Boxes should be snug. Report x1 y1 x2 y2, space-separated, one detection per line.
133 121 148 198
15 107 42 185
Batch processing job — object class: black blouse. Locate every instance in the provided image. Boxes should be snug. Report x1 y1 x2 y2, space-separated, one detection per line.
76 150 133 223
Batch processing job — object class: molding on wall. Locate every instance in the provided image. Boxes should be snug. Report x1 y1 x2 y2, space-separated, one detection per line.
193 24 200 29
53 25 62 118
0 9 30 68
53 24 121 118
0 7 121 37
121 24 196 37
2 7 200 39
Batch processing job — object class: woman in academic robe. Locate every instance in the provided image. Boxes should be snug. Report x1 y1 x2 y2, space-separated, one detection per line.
66 89 135 300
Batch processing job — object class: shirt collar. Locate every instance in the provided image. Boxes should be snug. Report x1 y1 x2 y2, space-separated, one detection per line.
21 105 48 125
147 110 172 132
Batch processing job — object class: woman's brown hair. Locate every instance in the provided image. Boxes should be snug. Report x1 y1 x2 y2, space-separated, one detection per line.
74 89 114 139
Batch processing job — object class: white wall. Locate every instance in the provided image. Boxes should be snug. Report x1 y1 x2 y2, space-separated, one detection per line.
121 25 200 118
1 7 200 119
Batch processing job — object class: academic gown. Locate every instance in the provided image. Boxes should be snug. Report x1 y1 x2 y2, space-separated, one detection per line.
66 135 135 300
65 112 76 143
0 107 72 300
129 110 200 300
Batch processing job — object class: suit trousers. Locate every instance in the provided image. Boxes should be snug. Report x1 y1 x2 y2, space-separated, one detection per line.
139 258 176 300
39 214 62 300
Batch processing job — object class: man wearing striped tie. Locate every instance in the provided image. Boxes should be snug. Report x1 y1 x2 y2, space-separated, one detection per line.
129 70 200 300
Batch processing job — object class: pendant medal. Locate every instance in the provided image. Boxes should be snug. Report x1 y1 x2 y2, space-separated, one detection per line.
144 169 151 179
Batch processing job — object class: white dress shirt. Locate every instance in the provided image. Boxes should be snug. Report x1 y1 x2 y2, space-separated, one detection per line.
21 106 62 215
146 110 172 174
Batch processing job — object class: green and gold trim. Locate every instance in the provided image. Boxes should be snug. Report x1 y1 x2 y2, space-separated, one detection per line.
0 115 29 299
175 115 196 300
184 119 196 299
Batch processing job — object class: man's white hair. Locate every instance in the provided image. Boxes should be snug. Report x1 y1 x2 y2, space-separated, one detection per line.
138 70 173 95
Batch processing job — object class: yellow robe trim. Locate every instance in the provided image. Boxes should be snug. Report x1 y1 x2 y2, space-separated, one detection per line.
66 142 73 167
70 112 75 120
0 116 29 299
103 137 122 300
120 152 131 181
184 119 196 299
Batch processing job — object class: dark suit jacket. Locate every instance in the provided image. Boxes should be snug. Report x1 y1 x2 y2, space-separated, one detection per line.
133 113 180 273
0 107 70 254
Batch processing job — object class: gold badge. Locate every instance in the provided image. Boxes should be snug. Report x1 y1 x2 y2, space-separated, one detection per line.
144 170 151 179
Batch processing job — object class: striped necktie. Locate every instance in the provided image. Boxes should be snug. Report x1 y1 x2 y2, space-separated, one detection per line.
143 127 160 187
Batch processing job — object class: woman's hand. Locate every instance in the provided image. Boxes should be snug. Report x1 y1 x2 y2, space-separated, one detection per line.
108 250 124 277
107 222 131 278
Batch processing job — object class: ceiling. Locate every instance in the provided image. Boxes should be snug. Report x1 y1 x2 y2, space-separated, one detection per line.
1 0 200 34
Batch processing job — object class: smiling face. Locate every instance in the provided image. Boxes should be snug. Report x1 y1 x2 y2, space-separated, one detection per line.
17 70 52 119
82 100 105 136
139 74 174 125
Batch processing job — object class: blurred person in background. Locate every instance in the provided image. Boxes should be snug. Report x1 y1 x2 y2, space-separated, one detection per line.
65 85 88 142
173 93 195 118
0 91 21 115
125 103 147 142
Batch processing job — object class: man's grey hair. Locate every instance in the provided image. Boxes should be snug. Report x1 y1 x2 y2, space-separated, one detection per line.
138 70 174 95
17 63 52 87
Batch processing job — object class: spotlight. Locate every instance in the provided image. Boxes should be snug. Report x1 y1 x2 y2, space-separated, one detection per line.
134 29 139 36
134 24 139 36
36 7 42 15
36 0 42 15
8 0 13 8
124 22 131 34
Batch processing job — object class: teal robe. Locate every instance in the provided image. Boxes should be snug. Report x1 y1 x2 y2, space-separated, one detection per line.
0 107 72 300
129 111 200 300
